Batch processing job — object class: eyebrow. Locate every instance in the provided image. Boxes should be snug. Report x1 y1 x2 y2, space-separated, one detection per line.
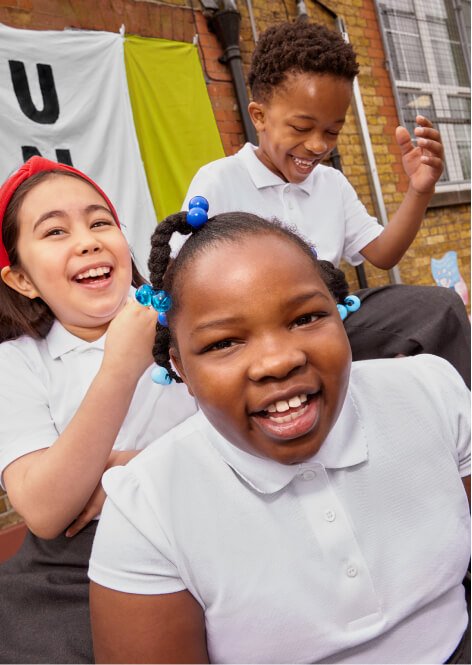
33 204 113 232
291 113 346 124
191 290 331 334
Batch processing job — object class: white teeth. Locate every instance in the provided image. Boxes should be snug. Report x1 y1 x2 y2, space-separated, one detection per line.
275 400 290 413
76 266 111 280
269 405 309 424
265 394 308 414
288 395 302 408
293 157 314 167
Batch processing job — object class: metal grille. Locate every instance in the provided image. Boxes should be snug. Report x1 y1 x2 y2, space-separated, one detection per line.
377 0 471 185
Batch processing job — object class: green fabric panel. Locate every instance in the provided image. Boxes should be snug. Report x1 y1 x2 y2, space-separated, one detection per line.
124 34 224 221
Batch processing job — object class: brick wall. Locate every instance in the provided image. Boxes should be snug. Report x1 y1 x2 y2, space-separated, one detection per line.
0 0 469 528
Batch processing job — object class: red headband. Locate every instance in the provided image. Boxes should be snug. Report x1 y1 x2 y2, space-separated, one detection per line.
0 156 121 269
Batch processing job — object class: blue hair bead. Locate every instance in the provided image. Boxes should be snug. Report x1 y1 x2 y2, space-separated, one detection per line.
310 246 318 259
135 284 154 307
187 206 208 229
188 195 209 212
344 294 361 313
151 366 172 385
158 312 168 327
337 303 348 321
151 290 172 313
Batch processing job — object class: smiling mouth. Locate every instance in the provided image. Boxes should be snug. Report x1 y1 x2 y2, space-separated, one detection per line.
252 392 321 440
74 266 112 284
291 156 317 171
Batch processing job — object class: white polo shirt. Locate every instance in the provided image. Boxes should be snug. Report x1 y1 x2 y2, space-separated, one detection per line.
179 142 383 267
89 355 470 664
0 319 197 489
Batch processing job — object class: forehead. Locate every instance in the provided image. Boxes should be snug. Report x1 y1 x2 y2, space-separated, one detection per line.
176 233 327 314
19 174 105 216
268 72 352 113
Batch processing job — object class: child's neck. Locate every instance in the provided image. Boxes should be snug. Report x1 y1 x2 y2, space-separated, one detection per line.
60 321 109 342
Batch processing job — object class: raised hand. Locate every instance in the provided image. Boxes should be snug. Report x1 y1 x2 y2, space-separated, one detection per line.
395 115 444 195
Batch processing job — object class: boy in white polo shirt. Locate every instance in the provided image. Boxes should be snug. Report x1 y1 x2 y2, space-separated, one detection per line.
182 21 470 388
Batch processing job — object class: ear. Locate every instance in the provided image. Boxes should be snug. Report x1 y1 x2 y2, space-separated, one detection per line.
248 101 266 133
1 265 40 300
169 346 195 397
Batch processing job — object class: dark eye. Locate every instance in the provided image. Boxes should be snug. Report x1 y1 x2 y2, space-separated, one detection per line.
203 339 237 353
92 219 114 228
44 228 65 237
291 312 324 328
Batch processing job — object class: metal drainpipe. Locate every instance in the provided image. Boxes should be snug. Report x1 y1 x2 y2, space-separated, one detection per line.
336 15 401 285
208 5 259 145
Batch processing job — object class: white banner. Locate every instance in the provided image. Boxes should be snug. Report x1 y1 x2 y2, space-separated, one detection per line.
0 23 156 275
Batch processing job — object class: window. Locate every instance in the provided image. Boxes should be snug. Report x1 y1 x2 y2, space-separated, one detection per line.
377 0 471 188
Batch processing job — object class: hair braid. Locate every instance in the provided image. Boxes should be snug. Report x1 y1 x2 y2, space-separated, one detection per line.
317 260 349 303
148 211 196 383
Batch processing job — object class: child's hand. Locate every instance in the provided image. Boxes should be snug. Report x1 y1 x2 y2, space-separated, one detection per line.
65 450 139 537
395 115 444 195
65 482 106 537
102 298 158 381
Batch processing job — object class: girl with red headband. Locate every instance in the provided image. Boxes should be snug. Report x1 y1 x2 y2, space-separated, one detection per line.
0 157 196 664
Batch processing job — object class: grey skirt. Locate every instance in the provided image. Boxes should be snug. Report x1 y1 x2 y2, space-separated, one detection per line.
0 521 97 664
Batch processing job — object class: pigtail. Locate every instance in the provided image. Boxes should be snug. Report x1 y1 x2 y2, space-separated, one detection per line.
148 212 193 289
317 260 349 304
148 211 195 384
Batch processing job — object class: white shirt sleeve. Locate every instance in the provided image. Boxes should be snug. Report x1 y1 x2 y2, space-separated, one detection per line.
423 355 471 477
88 465 186 595
0 344 58 487
169 162 231 256
336 171 384 266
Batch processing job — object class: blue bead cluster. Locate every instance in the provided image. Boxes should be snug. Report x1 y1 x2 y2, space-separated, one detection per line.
337 294 361 321
135 285 172 319
187 195 209 229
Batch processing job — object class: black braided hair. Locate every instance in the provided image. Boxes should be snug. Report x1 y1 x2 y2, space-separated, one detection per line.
248 21 359 103
148 211 349 383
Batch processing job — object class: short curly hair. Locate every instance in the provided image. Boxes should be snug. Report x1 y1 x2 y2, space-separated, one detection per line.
248 21 359 102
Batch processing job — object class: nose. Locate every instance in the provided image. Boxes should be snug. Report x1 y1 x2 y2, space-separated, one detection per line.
304 131 328 156
75 230 102 255
248 336 307 382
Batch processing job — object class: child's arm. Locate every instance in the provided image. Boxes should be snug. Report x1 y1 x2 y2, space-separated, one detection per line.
90 583 209 664
360 115 444 270
64 450 140 538
3 300 157 539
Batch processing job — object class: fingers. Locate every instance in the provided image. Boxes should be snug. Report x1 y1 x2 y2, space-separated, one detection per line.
65 511 92 537
396 115 444 159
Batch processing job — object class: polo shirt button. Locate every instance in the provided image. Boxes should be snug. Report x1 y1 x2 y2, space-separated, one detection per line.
324 509 336 522
301 469 316 481
288 201 294 210
346 564 358 578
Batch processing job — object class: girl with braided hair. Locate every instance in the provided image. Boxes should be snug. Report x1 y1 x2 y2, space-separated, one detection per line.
90 203 470 665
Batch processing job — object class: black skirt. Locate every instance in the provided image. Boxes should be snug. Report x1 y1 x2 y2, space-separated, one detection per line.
0 521 97 664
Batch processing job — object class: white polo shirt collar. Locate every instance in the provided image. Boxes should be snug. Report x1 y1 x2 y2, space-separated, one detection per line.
46 319 106 360
238 142 314 195
203 388 368 495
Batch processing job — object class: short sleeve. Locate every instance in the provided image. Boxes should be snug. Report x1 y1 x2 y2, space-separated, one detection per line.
0 344 58 487
338 172 383 266
408 355 470 477
89 465 186 595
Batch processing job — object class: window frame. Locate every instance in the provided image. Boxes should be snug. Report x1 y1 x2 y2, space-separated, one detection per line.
375 0 471 199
